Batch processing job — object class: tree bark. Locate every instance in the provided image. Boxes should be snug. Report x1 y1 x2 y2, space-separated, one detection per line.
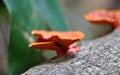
22 29 120 75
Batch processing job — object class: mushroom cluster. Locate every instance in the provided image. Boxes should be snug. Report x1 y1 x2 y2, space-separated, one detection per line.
29 30 85 58
29 9 120 58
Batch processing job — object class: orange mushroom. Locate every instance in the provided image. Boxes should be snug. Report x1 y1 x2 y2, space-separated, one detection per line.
29 30 85 58
85 9 120 29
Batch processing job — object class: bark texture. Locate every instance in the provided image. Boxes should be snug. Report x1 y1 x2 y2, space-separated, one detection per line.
22 29 120 75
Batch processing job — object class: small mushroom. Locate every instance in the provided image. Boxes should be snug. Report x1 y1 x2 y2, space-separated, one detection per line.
85 9 120 29
29 30 85 58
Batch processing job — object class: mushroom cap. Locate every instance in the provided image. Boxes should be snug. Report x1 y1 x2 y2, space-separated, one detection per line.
85 9 115 24
29 41 55 50
30 30 85 47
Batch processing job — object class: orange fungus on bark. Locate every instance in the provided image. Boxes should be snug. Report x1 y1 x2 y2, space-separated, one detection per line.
85 9 120 29
29 30 85 58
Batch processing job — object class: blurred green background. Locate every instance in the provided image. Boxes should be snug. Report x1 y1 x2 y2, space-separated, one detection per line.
0 0 120 75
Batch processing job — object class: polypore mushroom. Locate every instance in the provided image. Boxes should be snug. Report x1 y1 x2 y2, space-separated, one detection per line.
29 30 85 58
85 9 120 29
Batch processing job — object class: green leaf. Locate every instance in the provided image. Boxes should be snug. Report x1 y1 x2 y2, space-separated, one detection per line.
3 0 69 75
35 0 69 30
